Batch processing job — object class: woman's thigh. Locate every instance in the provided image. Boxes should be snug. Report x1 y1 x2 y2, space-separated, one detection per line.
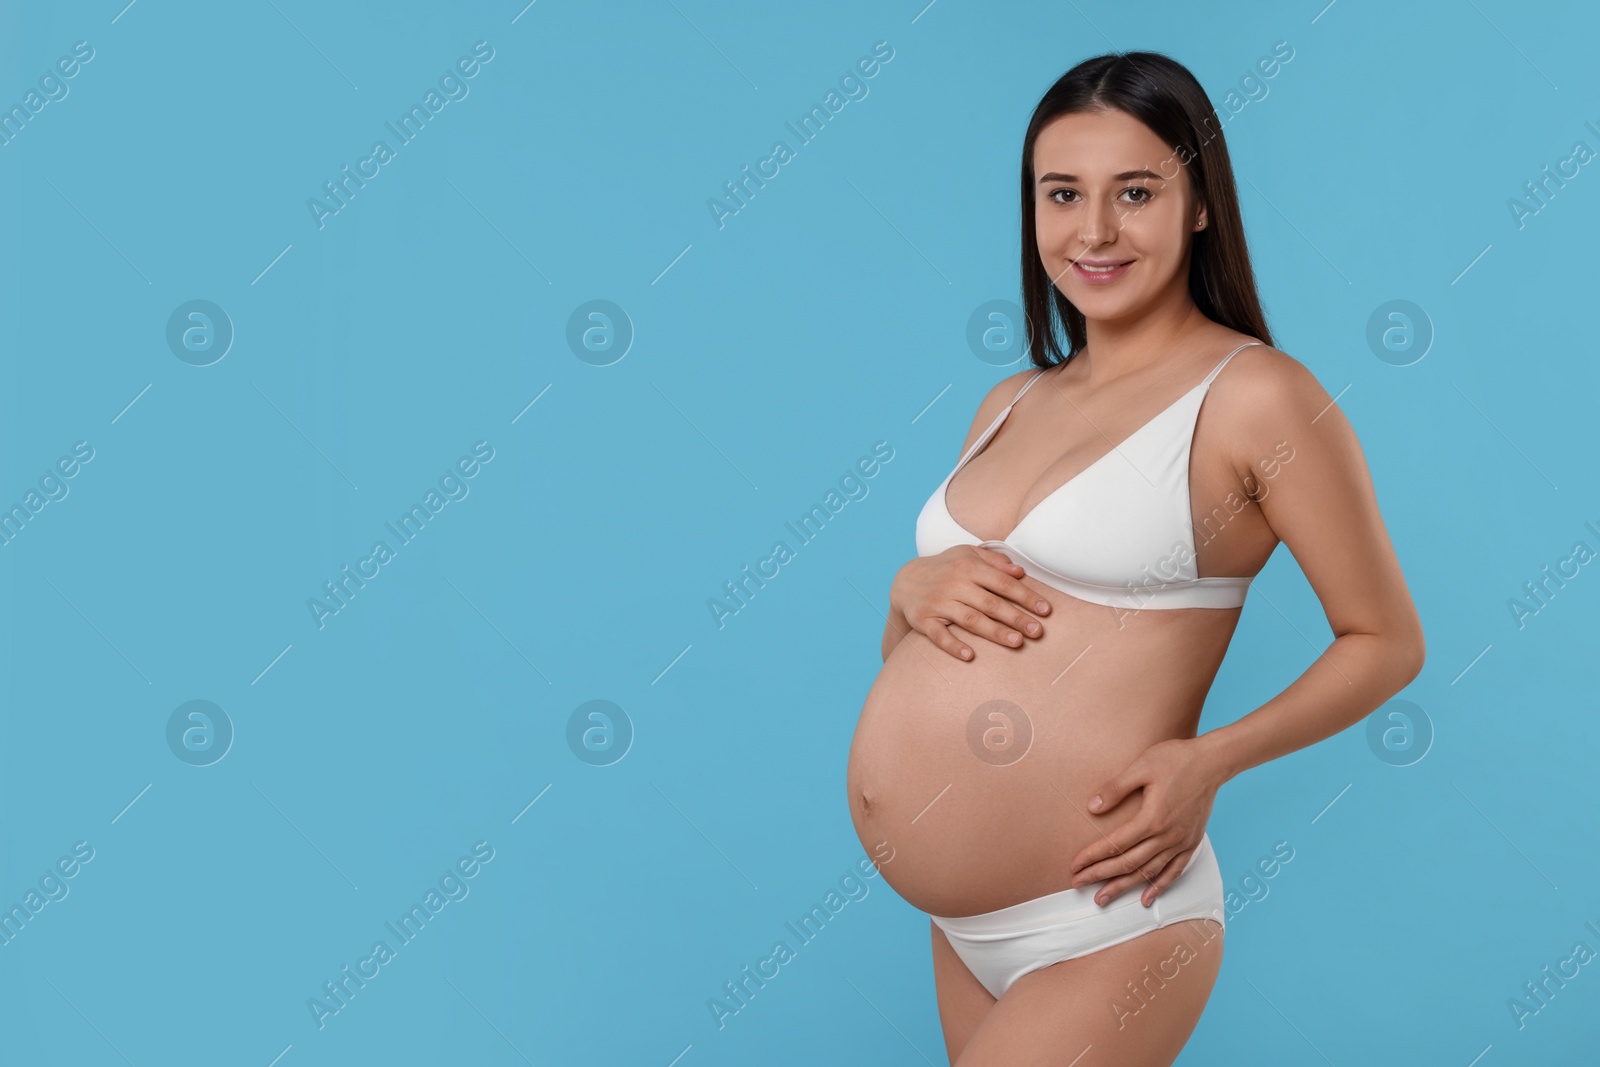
931 920 997 1063
952 918 1224 1067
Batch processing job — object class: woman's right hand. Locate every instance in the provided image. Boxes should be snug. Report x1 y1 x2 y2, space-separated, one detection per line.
889 547 1050 660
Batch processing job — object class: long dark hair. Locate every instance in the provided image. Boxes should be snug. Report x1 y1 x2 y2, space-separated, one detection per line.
1020 51 1274 367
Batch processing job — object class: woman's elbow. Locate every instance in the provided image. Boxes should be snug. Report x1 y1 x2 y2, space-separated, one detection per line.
1395 621 1426 684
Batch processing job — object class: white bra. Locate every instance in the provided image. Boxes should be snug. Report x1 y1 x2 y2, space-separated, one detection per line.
914 342 1262 610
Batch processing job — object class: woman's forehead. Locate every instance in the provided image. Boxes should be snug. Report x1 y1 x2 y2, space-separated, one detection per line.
1033 110 1177 173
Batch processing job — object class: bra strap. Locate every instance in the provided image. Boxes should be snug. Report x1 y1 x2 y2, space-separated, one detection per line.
1008 368 1050 406
1202 340 1263 387
950 368 1049 474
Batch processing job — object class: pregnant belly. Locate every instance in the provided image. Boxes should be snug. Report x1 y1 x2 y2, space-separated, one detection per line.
846 595 1235 918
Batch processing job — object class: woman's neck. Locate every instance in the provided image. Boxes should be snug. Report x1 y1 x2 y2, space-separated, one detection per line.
1077 297 1210 385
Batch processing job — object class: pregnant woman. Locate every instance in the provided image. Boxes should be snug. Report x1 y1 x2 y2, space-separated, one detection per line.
846 52 1425 1065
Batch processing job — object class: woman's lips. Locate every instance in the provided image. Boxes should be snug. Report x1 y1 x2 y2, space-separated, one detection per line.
1071 260 1132 285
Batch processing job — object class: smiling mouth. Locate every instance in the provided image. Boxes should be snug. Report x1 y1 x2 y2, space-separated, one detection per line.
1071 260 1133 283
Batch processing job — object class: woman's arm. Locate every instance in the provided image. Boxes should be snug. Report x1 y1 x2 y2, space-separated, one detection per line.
1068 347 1426 904
878 367 1053 664
1195 351 1426 781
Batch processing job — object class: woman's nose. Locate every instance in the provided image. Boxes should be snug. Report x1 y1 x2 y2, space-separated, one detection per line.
1077 195 1120 247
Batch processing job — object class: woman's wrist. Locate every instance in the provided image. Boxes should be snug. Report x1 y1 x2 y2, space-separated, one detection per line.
1191 728 1242 788
881 566 912 660
887 556 917 609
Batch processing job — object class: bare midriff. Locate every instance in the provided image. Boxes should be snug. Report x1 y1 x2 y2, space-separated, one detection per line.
846 573 1241 919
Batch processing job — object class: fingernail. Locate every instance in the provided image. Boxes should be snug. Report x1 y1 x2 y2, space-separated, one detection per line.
1008 633 1021 646
1090 794 1102 811
1036 601 1049 612
1026 623 1040 635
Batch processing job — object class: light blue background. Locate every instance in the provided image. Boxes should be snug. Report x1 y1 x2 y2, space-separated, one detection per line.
1 1 1596 1064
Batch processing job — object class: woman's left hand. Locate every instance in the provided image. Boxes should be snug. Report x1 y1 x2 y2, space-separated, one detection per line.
1067 737 1224 908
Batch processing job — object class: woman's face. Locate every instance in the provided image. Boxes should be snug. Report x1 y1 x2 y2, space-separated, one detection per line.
1032 108 1204 324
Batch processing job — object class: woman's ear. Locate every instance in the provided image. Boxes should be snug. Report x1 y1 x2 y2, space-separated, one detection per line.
1194 202 1208 232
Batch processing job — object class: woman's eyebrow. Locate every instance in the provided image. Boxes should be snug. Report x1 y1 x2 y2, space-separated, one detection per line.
1038 169 1164 183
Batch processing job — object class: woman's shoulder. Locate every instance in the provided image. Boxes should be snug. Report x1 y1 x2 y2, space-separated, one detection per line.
976 363 1053 416
1210 338 1348 457
1215 338 1331 413
947 363 1053 459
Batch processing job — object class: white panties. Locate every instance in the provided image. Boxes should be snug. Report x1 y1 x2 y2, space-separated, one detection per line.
929 833 1226 999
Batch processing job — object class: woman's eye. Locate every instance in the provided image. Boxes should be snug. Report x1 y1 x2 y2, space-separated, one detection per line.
1047 188 1151 204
